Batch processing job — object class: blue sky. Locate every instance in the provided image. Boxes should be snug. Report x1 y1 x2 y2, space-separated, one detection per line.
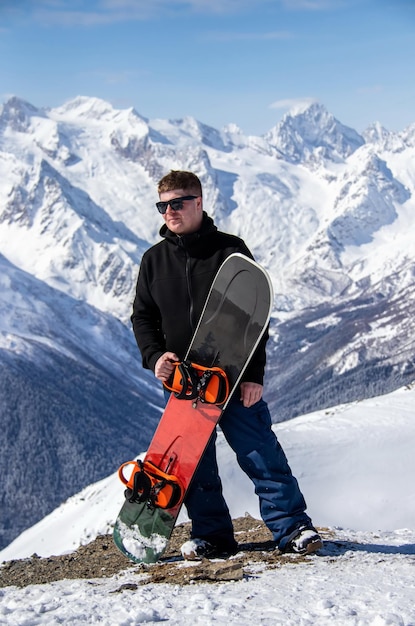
1 0 414 135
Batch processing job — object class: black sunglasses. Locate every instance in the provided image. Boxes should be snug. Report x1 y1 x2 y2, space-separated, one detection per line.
156 195 198 214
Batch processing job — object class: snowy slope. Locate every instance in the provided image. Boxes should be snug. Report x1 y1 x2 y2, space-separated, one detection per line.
1 385 414 626
0 253 162 549
2 383 414 560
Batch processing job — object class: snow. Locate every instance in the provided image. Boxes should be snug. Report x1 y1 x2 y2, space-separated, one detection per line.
1 385 415 625
1 544 415 626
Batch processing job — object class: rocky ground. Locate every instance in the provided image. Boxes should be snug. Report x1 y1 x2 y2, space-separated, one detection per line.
0 516 331 589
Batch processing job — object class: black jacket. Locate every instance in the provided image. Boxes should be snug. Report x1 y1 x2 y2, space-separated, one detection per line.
131 213 268 384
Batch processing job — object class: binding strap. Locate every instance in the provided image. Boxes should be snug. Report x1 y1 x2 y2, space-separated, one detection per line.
194 365 229 404
164 361 229 405
118 459 184 509
163 361 199 400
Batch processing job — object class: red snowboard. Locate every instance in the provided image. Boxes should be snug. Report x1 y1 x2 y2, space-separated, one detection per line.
113 253 273 563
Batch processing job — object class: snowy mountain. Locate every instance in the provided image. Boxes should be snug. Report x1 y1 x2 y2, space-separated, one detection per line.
0 253 162 550
264 100 365 163
0 95 414 550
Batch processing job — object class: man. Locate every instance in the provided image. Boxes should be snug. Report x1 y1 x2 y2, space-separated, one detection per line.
131 170 322 559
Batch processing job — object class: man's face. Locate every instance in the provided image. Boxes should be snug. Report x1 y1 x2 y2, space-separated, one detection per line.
159 188 203 235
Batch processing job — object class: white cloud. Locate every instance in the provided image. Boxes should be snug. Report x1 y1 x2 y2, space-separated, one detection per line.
269 97 317 111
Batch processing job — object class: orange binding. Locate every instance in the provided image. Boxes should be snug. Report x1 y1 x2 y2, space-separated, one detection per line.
163 361 199 400
118 459 184 509
163 360 229 405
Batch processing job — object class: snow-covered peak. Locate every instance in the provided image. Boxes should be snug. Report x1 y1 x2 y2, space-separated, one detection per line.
221 122 248 149
0 96 76 165
52 95 120 120
362 121 410 153
402 122 415 147
50 97 150 140
363 121 391 144
0 155 148 320
265 101 364 163
223 122 243 135
150 115 228 152
0 96 44 131
329 150 408 247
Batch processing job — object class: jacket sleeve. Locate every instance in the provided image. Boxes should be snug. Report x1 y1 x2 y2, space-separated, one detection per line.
130 257 166 373
240 326 268 386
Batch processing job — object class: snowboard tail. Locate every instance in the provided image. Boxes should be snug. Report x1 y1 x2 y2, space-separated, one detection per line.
113 254 273 563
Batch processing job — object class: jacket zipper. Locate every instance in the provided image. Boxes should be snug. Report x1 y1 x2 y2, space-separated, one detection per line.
178 238 195 332
185 249 195 332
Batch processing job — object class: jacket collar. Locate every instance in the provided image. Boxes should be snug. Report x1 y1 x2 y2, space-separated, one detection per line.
160 212 217 248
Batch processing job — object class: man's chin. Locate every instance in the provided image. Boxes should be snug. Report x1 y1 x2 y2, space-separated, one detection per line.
167 222 184 234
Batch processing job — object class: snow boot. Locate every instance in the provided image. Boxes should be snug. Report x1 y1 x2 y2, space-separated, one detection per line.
283 526 323 555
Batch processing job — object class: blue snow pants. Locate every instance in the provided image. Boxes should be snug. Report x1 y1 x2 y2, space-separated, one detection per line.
174 392 313 550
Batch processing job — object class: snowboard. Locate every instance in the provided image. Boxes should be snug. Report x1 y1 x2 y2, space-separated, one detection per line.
113 253 273 564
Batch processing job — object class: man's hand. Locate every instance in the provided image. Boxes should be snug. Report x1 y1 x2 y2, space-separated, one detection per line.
240 382 263 408
155 352 179 382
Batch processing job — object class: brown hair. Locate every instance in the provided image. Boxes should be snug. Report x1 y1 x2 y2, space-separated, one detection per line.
157 170 202 196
